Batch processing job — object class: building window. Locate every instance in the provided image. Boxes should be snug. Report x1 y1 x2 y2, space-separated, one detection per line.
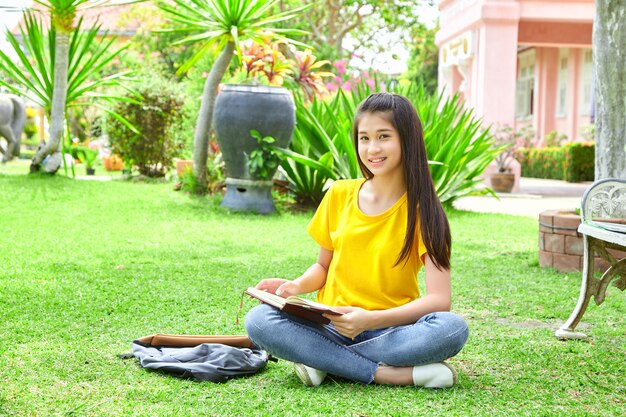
556 49 569 117
580 49 593 116
516 50 535 119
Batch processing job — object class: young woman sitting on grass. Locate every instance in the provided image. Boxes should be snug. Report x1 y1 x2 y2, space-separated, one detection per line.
245 93 469 387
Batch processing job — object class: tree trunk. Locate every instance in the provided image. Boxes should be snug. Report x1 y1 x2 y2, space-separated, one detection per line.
593 1 626 180
192 41 235 193
30 31 70 174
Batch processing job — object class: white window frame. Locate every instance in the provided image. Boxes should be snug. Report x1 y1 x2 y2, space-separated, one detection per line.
556 49 569 118
580 49 593 116
516 49 535 120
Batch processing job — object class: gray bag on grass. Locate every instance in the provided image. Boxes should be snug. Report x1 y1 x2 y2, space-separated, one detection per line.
128 334 271 383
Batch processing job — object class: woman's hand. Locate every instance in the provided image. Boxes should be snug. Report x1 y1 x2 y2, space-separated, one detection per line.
255 278 301 297
325 306 372 339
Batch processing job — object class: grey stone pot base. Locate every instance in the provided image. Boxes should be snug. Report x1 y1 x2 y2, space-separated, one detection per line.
221 178 276 214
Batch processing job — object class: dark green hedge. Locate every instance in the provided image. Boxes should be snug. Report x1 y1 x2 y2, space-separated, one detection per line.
515 142 594 182
564 142 595 182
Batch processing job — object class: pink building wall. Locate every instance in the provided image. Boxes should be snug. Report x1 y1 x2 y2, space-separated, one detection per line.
436 0 595 189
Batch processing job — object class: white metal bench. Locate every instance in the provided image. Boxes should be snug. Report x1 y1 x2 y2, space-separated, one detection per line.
555 178 626 339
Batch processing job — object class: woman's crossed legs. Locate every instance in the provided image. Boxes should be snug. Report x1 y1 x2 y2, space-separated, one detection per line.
245 304 469 385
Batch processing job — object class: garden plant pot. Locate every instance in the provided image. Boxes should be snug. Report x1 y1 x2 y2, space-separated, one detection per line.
86 168 96 176
213 84 295 214
490 172 515 193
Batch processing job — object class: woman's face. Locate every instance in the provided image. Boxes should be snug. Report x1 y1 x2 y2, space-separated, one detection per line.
356 112 403 178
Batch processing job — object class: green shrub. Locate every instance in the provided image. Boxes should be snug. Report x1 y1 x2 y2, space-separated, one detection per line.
22 135 40 149
106 73 186 177
516 142 594 182
516 146 565 180
564 142 594 182
543 130 568 147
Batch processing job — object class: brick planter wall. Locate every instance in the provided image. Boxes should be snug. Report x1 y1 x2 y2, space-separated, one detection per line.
539 210 626 272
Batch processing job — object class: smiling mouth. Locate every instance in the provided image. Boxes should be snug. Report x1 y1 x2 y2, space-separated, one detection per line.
368 157 387 163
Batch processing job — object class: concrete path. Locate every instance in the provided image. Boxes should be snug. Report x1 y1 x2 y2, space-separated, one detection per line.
453 177 591 218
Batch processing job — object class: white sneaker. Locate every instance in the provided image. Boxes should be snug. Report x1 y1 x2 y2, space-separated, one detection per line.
412 362 457 388
293 363 327 387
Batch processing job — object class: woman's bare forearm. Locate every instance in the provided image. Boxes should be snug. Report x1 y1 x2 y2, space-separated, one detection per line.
291 247 333 294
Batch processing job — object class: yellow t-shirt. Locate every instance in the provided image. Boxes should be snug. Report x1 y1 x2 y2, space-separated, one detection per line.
307 179 428 310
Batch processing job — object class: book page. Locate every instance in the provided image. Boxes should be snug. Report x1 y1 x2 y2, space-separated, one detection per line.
245 287 286 307
286 296 334 310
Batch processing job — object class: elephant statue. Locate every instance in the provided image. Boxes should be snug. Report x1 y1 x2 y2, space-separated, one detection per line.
0 94 26 163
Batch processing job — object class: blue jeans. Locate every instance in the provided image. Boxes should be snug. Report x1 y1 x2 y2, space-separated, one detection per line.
245 304 469 384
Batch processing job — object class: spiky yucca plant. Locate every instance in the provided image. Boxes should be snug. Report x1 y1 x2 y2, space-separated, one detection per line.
0 0 140 174
276 82 498 207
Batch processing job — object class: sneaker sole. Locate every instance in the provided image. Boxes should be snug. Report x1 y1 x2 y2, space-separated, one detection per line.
293 363 315 387
441 362 458 386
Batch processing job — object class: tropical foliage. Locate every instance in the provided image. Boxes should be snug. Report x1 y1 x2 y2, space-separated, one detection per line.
229 39 334 100
0 13 134 121
157 0 311 193
234 39 293 85
0 0 138 174
276 82 498 207
75 146 98 170
275 89 359 206
410 87 495 205
288 48 335 101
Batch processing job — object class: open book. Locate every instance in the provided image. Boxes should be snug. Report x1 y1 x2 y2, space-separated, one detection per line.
245 287 343 325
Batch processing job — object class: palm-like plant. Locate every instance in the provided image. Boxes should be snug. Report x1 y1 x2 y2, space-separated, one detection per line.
158 0 311 193
30 0 102 173
0 0 139 174
0 13 136 124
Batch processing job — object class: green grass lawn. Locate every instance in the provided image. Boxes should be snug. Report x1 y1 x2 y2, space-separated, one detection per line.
1 161 625 416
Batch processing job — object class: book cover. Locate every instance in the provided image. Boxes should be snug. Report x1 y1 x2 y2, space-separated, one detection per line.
245 287 343 325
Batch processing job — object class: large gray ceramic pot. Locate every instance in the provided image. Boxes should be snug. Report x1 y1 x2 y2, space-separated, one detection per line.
213 84 295 214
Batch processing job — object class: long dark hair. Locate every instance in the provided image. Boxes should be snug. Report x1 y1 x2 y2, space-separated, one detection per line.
353 93 451 270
